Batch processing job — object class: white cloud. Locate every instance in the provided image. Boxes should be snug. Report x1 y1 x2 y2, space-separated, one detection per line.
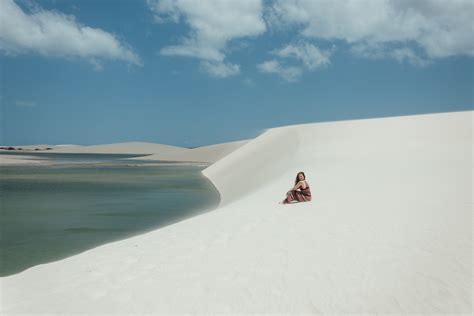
351 43 430 66
0 0 142 67
258 42 331 81
269 0 474 62
257 60 302 82
200 60 240 78
275 42 332 70
147 0 266 77
390 48 429 67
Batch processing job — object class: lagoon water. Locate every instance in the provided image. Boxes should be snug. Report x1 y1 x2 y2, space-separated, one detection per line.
0 153 220 276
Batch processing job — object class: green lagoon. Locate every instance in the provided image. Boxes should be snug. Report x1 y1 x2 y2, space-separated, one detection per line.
0 153 220 276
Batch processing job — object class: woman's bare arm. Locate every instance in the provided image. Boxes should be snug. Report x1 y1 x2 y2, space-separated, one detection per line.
289 181 305 191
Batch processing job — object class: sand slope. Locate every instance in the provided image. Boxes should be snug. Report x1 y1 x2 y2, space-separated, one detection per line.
0 144 58 149
46 141 185 154
0 142 186 165
1 111 471 314
0 155 56 165
127 139 250 163
0 141 249 164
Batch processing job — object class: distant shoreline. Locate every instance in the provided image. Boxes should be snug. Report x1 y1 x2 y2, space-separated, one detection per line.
0 152 210 167
0 140 250 164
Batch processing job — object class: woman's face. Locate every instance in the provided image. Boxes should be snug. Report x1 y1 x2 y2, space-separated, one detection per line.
298 173 304 181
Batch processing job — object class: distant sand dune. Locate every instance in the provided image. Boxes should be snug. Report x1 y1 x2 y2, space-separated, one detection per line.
1 111 471 314
0 155 54 165
48 141 185 155
127 139 251 163
0 140 250 165
0 142 182 165
0 144 56 148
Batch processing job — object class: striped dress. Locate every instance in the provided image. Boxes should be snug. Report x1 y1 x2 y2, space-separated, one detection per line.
283 182 312 204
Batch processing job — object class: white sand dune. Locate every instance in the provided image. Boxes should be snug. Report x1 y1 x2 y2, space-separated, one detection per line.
52 144 81 147
127 139 250 163
0 111 471 314
0 155 55 165
46 141 185 154
0 140 248 165
0 144 57 149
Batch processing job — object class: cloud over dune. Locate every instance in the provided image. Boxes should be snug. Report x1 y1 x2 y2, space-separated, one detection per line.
257 59 302 82
258 42 332 81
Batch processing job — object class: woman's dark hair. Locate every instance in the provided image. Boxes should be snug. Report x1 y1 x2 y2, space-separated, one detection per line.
294 171 306 185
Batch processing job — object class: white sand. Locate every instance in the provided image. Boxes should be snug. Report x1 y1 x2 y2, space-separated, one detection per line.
0 140 249 164
0 144 61 160
0 111 471 314
0 155 55 165
0 144 58 149
0 142 185 165
127 139 250 163
46 141 185 155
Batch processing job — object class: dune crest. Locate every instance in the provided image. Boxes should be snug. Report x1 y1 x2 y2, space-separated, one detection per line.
48 141 185 154
128 139 251 163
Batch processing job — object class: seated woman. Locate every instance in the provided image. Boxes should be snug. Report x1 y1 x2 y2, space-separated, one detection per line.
279 171 312 204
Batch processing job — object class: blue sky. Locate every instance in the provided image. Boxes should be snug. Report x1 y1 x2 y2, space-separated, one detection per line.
1 0 473 147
